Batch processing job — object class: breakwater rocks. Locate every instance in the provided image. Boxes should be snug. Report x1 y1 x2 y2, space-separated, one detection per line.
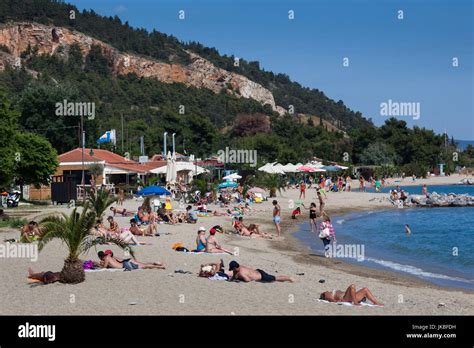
408 192 474 207
457 178 474 185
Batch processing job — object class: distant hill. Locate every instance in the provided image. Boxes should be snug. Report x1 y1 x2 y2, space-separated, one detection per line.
0 0 372 131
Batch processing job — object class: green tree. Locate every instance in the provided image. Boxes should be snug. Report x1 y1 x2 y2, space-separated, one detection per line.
0 92 18 189
39 203 132 284
14 131 58 196
87 188 117 219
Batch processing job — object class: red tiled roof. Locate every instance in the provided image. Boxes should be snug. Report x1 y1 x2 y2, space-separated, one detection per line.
58 148 162 173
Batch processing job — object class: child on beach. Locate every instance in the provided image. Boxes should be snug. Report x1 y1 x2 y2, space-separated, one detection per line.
319 212 336 258
291 207 302 219
299 181 306 199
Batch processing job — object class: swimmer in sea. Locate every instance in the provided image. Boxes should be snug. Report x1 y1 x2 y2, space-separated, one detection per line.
404 224 411 235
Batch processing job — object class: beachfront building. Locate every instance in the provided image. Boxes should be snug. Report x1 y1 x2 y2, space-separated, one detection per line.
27 148 165 202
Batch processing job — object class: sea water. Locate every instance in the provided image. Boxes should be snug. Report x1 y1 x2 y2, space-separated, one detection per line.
295 186 474 290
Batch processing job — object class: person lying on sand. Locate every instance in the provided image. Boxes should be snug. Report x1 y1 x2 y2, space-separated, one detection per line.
28 268 61 284
110 206 133 217
228 261 294 283
206 228 233 255
234 217 272 239
199 259 233 279
319 284 383 306
97 250 165 270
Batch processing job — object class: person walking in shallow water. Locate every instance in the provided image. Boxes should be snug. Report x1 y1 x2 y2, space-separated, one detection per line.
319 212 336 258
308 202 318 234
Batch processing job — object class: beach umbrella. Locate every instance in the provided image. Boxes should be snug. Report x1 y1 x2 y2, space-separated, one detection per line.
297 165 326 173
223 173 242 180
258 162 276 173
218 181 239 189
322 165 341 172
248 187 265 193
281 163 298 173
136 185 171 196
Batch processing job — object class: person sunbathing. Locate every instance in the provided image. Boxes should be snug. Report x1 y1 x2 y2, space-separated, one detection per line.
20 221 42 242
199 259 233 279
195 227 208 252
110 206 133 217
97 250 165 270
28 267 61 284
129 219 156 236
234 217 272 239
206 228 233 254
228 261 294 283
319 284 383 306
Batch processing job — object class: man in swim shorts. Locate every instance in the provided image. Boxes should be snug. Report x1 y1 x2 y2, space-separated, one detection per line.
272 200 281 237
28 268 61 284
228 261 294 283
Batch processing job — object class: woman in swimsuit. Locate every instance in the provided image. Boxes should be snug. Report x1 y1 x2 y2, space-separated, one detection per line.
320 284 383 306
309 202 318 234
195 227 207 252
206 229 233 254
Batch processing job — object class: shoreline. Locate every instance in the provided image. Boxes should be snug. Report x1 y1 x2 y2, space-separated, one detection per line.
0 179 473 315
272 205 474 295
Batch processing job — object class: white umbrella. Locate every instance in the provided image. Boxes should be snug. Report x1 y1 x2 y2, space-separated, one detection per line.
281 163 298 173
258 162 276 172
223 173 242 180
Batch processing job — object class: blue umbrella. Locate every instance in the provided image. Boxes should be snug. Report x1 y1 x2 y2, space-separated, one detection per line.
218 181 238 189
322 165 341 172
136 185 171 196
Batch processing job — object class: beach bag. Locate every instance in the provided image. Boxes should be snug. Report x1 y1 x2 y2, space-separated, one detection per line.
82 260 94 270
319 223 330 239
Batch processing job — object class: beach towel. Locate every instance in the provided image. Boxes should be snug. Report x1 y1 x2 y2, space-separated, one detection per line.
85 268 126 272
315 299 382 307
184 251 229 255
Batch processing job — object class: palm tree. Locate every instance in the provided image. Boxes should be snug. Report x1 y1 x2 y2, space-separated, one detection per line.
257 173 286 197
88 187 117 219
39 203 133 284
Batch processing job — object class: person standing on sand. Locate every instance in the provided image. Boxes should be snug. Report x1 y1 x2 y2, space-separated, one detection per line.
317 190 325 214
272 200 281 237
299 180 306 199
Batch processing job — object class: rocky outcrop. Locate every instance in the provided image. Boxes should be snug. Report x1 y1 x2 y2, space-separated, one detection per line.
408 192 474 207
457 178 474 185
0 22 285 114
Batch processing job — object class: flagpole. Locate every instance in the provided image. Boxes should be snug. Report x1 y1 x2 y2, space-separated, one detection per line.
81 114 85 204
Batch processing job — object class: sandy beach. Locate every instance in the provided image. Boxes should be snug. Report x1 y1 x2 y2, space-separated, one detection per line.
0 174 473 316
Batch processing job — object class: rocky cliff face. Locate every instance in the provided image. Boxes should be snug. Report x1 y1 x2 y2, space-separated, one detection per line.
0 22 286 115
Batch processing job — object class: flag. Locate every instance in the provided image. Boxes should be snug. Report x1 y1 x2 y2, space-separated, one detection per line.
96 129 116 145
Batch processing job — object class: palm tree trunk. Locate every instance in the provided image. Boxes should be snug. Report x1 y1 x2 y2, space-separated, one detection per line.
60 257 85 284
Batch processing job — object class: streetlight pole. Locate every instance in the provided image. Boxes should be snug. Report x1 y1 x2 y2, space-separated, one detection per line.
172 133 176 156
163 131 168 158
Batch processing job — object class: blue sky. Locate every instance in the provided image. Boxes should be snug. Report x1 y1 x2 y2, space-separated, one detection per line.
68 0 473 140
